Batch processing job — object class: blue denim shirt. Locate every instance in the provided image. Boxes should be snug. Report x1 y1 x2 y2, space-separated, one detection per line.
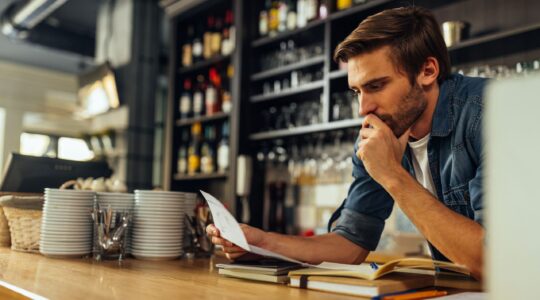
328 74 487 261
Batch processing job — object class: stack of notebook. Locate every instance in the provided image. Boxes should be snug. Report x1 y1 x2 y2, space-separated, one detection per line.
216 259 302 284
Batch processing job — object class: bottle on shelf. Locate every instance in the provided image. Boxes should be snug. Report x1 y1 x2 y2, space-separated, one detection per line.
177 130 189 174
217 121 230 173
319 0 328 19
179 78 192 119
278 0 288 33
188 122 202 175
205 68 221 116
192 22 204 64
212 17 223 57
286 0 297 31
337 0 353 11
201 125 216 174
268 0 279 36
193 75 206 118
259 1 269 37
182 25 194 67
221 64 233 113
203 15 215 60
221 10 235 56
306 0 319 22
297 0 307 28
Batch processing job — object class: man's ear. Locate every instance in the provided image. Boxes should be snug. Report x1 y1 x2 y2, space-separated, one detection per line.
417 57 439 86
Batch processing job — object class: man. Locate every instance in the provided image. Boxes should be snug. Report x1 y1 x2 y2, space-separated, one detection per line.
207 6 485 280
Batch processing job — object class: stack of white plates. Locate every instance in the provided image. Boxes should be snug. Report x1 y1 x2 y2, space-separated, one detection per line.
95 192 134 253
131 190 196 260
40 189 95 258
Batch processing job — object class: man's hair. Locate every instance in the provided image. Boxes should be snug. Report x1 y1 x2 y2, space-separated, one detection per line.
333 6 450 84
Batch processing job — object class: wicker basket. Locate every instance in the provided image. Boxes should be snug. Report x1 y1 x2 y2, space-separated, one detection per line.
0 207 11 247
2 207 41 253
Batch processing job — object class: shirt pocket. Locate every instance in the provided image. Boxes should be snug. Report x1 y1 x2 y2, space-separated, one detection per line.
442 187 474 219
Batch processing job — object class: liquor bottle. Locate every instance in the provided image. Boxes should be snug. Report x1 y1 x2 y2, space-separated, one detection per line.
205 68 221 116
177 130 189 174
221 64 233 113
217 121 230 172
179 78 192 119
259 2 269 36
296 0 307 28
278 0 288 32
182 26 194 67
188 122 202 175
212 17 223 57
201 125 216 174
268 0 279 36
286 0 297 31
319 0 328 19
193 75 206 117
221 10 235 56
337 0 352 10
203 16 215 60
306 0 318 21
192 22 203 63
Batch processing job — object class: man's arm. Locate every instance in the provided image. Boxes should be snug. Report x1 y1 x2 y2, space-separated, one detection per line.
206 224 369 265
358 114 484 280
384 169 484 280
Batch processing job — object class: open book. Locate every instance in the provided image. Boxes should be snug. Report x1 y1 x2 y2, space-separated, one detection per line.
289 257 470 280
201 190 470 279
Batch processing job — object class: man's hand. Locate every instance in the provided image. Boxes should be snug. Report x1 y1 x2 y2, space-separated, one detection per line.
206 223 267 261
357 114 410 186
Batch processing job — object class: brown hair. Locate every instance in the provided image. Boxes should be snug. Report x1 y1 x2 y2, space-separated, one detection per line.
334 6 450 83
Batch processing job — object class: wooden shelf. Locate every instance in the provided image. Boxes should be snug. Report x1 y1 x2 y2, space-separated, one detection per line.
173 172 228 181
329 0 394 21
448 22 540 51
249 118 364 141
177 54 231 75
175 112 229 127
251 56 325 81
250 80 324 103
251 19 326 48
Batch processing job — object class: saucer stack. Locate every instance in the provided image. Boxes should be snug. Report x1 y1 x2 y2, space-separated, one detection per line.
40 189 95 258
95 192 134 253
131 190 196 260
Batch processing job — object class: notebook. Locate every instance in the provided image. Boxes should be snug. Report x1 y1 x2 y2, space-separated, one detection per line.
216 260 302 284
289 272 435 297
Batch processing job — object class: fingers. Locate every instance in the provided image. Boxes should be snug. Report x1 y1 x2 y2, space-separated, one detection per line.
359 127 374 140
206 224 220 237
362 114 386 130
225 252 246 261
211 236 234 247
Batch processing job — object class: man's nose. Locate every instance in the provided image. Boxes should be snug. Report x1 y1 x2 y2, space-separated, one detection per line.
358 93 377 116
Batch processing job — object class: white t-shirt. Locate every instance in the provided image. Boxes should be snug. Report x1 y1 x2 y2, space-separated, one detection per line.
408 134 437 198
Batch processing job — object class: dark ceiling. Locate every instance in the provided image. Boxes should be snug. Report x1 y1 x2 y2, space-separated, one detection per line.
0 0 99 74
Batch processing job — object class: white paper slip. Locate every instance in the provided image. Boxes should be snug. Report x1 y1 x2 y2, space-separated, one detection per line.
200 190 250 251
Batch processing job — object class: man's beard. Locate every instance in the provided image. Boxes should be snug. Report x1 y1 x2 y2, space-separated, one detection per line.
377 83 427 137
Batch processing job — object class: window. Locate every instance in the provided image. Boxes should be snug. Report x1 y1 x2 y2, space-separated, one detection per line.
58 137 94 161
20 133 55 157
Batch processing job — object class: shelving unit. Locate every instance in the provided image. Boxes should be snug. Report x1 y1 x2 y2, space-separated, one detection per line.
175 112 229 127
165 0 540 222
164 0 244 213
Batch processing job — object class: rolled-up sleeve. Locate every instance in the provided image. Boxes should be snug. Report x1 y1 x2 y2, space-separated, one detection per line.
328 138 394 251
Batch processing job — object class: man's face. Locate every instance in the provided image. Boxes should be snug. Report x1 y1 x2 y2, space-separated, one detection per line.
347 46 427 137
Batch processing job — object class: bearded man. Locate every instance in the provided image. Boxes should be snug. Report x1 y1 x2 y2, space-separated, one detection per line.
207 6 486 280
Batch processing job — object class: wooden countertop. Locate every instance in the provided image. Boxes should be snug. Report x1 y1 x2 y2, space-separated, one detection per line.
0 248 363 300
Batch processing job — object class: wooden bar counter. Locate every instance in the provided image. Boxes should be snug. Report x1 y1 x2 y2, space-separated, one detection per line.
0 248 362 300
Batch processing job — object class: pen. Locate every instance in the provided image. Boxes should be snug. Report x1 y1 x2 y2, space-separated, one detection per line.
370 262 379 270
382 290 447 300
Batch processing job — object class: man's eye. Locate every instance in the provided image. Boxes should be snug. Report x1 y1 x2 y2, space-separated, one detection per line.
367 83 383 90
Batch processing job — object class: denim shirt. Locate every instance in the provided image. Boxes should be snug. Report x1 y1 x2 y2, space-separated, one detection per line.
328 74 487 261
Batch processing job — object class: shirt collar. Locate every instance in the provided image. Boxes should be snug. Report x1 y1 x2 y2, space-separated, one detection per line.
431 74 459 137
